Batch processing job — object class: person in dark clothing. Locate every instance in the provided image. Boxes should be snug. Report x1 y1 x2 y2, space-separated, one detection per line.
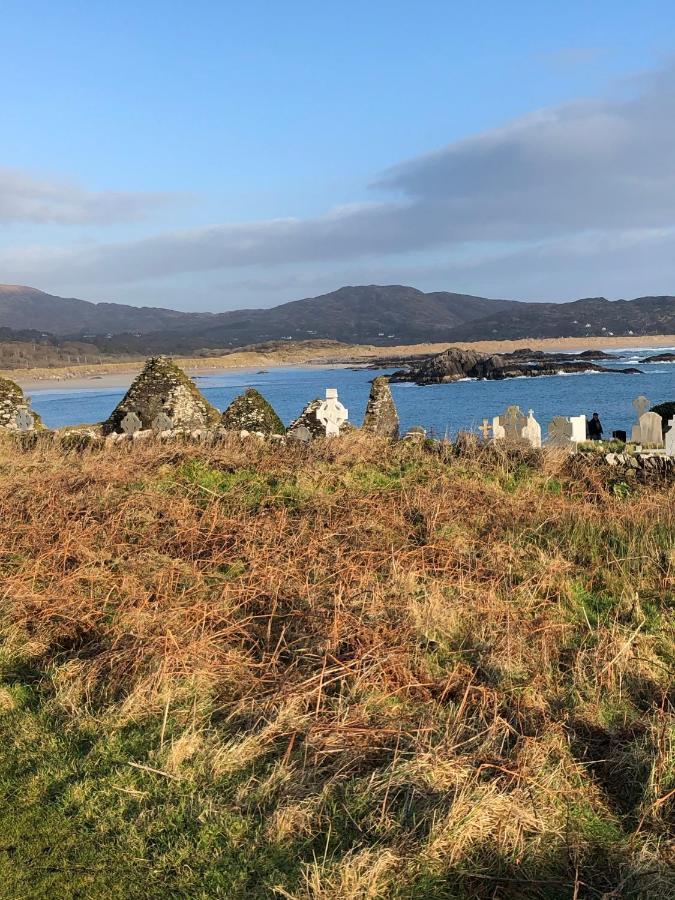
587 412 603 441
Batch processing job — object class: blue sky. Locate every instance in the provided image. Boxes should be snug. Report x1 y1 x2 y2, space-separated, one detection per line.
2 1 675 309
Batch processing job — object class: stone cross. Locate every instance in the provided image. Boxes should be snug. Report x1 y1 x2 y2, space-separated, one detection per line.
547 416 574 447
121 411 142 435
500 405 528 443
632 395 651 419
478 419 492 441
14 409 35 432
316 388 348 437
151 412 174 433
665 417 675 457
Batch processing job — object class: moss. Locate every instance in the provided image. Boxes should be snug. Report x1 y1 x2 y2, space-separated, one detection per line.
221 388 285 435
102 356 220 434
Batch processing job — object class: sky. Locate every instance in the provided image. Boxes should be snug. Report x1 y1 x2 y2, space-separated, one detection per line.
2 1 675 311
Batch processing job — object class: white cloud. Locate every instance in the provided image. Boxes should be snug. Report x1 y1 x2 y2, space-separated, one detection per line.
2 62 675 301
0 167 178 224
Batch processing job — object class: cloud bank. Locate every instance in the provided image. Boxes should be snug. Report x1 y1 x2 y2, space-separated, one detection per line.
0 167 177 224
2 63 675 301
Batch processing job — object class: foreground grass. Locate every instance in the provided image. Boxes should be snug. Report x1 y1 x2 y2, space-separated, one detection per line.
0 434 673 898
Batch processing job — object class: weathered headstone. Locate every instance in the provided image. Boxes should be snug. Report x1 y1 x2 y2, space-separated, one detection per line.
478 419 492 442
151 412 174 433
631 396 652 442
548 416 574 447
14 409 35 432
496 405 528 444
665 418 675 456
221 388 284 435
547 414 587 447
316 388 348 437
121 411 142 435
404 426 426 441
288 425 311 443
638 411 664 447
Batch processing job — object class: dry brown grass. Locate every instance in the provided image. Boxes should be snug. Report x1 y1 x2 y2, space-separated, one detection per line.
0 432 673 897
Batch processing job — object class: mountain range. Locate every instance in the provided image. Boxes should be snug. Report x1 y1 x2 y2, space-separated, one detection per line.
0 283 674 352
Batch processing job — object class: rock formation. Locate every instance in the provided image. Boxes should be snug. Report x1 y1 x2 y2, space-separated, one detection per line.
0 376 41 430
363 376 399 438
390 346 642 385
102 356 220 434
221 388 285 435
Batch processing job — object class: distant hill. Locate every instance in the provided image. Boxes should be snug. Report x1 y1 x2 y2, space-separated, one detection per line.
0 284 673 352
0 284 211 335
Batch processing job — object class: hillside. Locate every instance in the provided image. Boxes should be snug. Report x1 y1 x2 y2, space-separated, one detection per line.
1 284 675 354
0 434 672 897
0 284 212 335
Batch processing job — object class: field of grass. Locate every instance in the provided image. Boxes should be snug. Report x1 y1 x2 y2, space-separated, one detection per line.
0 434 673 898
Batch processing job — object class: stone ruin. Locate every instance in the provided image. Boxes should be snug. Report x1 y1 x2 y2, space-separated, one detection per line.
362 376 399 439
221 388 285 435
0 376 41 431
102 356 220 435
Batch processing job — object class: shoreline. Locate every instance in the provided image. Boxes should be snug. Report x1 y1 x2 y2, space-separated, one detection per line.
6 334 675 393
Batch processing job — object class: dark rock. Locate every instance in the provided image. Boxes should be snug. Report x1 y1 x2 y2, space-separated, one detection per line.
102 356 220 434
363 376 399 438
221 388 284 435
644 353 675 362
391 345 642 385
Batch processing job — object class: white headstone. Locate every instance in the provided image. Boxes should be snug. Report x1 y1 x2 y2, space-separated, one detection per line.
570 415 587 444
665 417 675 457
523 409 542 448
639 411 664 447
121 411 142 435
316 388 348 437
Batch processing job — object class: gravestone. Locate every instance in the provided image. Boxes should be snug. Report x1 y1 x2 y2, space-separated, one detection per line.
121 411 142 435
478 419 492 442
548 416 574 447
570 415 587 443
151 412 174 433
316 388 348 437
639 411 664 447
498 405 528 444
665 418 675 456
14 409 35 432
288 425 311 443
631 395 652 443
523 410 542 448
547 414 587 448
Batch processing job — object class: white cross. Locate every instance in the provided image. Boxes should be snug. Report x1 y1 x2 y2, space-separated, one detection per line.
316 388 348 437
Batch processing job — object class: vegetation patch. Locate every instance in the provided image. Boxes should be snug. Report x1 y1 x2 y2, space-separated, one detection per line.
0 434 672 897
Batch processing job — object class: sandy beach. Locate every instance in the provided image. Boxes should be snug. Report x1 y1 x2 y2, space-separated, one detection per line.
7 334 675 393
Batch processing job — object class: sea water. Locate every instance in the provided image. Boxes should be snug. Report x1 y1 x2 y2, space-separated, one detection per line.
27 348 675 438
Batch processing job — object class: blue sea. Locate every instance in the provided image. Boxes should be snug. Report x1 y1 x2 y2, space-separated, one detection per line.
27 347 675 438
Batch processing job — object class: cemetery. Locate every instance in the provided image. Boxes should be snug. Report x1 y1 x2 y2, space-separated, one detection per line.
2 356 674 482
